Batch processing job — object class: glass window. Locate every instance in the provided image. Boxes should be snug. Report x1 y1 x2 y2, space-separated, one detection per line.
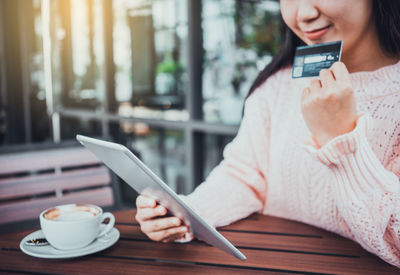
0 0 50 145
202 0 282 124
0 0 283 200
110 121 186 196
202 133 234 181
112 0 189 122
0 2 7 145
50 0 105 110
60 117 102 140
30 0 50 143
0 52 4 145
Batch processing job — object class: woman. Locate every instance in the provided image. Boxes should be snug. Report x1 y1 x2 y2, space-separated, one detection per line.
136 0 400 267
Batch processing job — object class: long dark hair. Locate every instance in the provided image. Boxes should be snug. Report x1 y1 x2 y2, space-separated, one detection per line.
247 0 400 97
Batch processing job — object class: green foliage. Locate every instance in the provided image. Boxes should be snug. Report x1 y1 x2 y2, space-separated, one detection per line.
156 56 184 75
234 1 282 57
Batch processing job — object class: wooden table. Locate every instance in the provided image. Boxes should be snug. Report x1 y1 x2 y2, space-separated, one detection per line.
0 209 398 274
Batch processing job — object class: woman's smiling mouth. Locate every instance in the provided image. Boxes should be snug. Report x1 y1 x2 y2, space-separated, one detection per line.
304 25 332 41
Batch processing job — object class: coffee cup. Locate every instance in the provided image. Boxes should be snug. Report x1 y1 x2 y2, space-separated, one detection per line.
39 204 115 250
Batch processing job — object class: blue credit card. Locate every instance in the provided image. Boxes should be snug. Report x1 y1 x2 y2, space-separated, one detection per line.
292 41 342 78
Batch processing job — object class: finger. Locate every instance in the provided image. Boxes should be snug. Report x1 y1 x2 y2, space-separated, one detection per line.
147 226 188 242
141 216 181 232
135 205 167 222
310 79 322 91
319 69 335 87
330 62 351 83
161 231 188 243
136 195 156 209
301 87 311 102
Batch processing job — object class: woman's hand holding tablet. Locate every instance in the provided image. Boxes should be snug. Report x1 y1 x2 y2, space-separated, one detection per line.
136 195 193 243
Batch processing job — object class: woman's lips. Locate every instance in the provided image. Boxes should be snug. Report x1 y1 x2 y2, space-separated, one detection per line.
304 25 332 40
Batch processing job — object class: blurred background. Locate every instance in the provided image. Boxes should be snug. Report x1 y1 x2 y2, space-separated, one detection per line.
0 0 282 208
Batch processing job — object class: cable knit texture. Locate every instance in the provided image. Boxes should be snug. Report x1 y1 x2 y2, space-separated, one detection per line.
185 60 400 267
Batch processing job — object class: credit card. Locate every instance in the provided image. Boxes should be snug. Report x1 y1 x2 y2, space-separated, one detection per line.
292 40 342 78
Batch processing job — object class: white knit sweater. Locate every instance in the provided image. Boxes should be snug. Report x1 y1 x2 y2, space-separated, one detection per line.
186 60 400 267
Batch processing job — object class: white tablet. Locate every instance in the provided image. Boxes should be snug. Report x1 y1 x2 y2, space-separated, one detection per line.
76 135 246 261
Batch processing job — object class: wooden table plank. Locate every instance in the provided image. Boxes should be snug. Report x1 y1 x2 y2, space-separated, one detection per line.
0 250 277 275
1 218 368 259
0 224 365 259
0 227 312 275
0 209 398 274
115 224 369 257
115 210 348 239
113 210 399 274
114 210 381 257
97 239 398 274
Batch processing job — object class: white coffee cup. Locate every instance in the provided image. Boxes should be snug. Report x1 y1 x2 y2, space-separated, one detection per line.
39 203 115 250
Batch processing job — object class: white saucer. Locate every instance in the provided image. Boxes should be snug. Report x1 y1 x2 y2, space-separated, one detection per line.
20 225 120 259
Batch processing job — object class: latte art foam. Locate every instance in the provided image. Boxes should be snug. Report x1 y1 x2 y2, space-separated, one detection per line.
54 211 94 221
44 205 100 221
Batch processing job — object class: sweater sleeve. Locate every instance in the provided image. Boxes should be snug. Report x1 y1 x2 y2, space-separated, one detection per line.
184 92 270 228
303 113 400 267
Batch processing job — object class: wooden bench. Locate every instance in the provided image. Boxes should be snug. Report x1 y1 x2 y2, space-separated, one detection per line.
0 147 116 225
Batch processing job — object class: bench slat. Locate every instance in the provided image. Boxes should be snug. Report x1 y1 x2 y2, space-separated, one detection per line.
0 148 101 174
0 166 111 200
0 187 114 224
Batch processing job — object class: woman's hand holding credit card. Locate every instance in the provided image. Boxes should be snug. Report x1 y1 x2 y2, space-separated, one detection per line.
296 41 358 147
